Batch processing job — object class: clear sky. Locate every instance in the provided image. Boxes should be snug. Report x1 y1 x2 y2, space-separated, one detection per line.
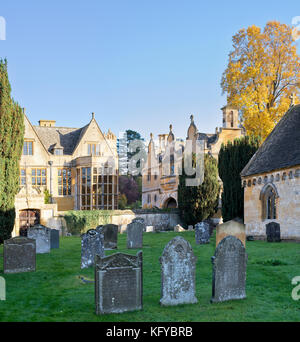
0 0 299 141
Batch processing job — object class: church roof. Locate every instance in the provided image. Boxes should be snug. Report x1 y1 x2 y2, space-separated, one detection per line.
241 104 300 177
33 125 88 155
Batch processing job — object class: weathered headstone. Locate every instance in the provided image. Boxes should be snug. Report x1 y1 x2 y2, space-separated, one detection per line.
132 217 146 231
174 224 185 232
146 226 155 233
127 222 143 249
211 236 248 303
195 222 210 244
216 218 246 247
160 236 197 306
96 224 118 249
50 229 60 249
188 225 194 231
4 237 36 274
95 251 143 315
27 225 51 254
266 222 281 242
81 229 105 269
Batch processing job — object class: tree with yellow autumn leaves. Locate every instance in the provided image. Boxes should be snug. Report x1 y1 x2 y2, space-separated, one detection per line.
221 21 300 141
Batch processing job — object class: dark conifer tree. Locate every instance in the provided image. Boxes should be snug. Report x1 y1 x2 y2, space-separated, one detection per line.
0 59 25 243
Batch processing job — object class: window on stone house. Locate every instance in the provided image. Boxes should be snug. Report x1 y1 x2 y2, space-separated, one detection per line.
58 168 71 196
147 194 151 204
88 143 101 156
147 171 151 182
23 141 34 155
31 168 46 187
19 168 26 186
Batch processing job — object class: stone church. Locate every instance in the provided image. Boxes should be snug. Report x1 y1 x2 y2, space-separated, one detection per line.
241 103 300 241
142 105 244 209
14 112 119 237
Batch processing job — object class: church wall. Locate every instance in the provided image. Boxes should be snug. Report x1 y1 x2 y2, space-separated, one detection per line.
243 165 300 240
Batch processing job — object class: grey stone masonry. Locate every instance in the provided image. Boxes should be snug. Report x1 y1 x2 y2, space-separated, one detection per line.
211 236 248 303
81 229 105 269
160 236 197 306
4 237 36 274
28 225 51 254
95 251 143 315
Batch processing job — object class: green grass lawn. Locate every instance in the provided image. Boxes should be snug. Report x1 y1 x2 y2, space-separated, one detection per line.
0 231 300 322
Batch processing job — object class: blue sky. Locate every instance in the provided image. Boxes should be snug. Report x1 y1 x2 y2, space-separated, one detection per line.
0 0 299 140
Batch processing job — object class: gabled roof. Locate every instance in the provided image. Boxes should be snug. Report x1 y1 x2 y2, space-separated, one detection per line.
241 104 300 177
33 125 88 155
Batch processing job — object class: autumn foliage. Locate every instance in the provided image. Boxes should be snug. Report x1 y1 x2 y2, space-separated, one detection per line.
222 21 300 141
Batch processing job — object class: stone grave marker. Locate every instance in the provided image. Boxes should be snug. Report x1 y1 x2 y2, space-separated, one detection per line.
28 225 51 254
95 251 143 315
4 237 36 274
195 222 210 244
81 229 105 269
216 218 246 247
132 217 146 231
211 235 248 303
160 236 197 306
127 221 143 249
50 229 60 249
174 224 185 232
266 222 281 242
96 224 118 249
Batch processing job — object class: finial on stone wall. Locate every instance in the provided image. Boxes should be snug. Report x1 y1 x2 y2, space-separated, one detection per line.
150 133 153 140
290 93 297 107
190 114 194 123
169 124 173 132
92 112 95 119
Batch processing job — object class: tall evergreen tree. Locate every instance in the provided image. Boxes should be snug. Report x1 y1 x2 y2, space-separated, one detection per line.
178 154 220 225
0 59 25 243
218 136 260 223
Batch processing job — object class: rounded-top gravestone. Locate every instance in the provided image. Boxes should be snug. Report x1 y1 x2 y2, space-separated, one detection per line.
127 221 143 249
81 229 105 269
96 224 118 250
28 224 51 254
195 222 210 244
160 236 198 306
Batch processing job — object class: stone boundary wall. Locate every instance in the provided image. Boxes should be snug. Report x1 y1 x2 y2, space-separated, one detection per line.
44 210 184 235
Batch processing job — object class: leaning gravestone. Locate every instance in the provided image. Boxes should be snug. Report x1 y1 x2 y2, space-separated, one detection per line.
4 237 36 274
81 229 105 269
211 235 248 303
96 224 118 249
95 251 143 315
266 222 281 242
195 222 210 244
216 218 246 247
127 221 143 249
160 236 197 306
50 229 60 249
28 225 51 254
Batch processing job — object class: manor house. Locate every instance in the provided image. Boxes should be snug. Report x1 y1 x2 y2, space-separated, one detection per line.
15 112 119 237
142 105 244 209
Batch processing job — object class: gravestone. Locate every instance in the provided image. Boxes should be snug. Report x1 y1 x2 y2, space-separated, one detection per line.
4 237 36 274
95 251 143 315
174 224 185 232
96 224 118 249
50 229 60 249
127 221 143 249
160 236 197 306
28 225 51 254
132 217 146 231
81 229 105 269
216 218 246 247
146 226 155 233
211 236 248 303
266 222 281 242
188 225 194 231
195 222 210 244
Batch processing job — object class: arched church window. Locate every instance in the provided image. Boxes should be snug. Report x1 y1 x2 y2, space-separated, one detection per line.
230 111 234 127
260 184 278 221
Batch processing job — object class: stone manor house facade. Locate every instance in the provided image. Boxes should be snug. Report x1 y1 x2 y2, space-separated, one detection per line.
14 112 119 237
142 105 244 209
